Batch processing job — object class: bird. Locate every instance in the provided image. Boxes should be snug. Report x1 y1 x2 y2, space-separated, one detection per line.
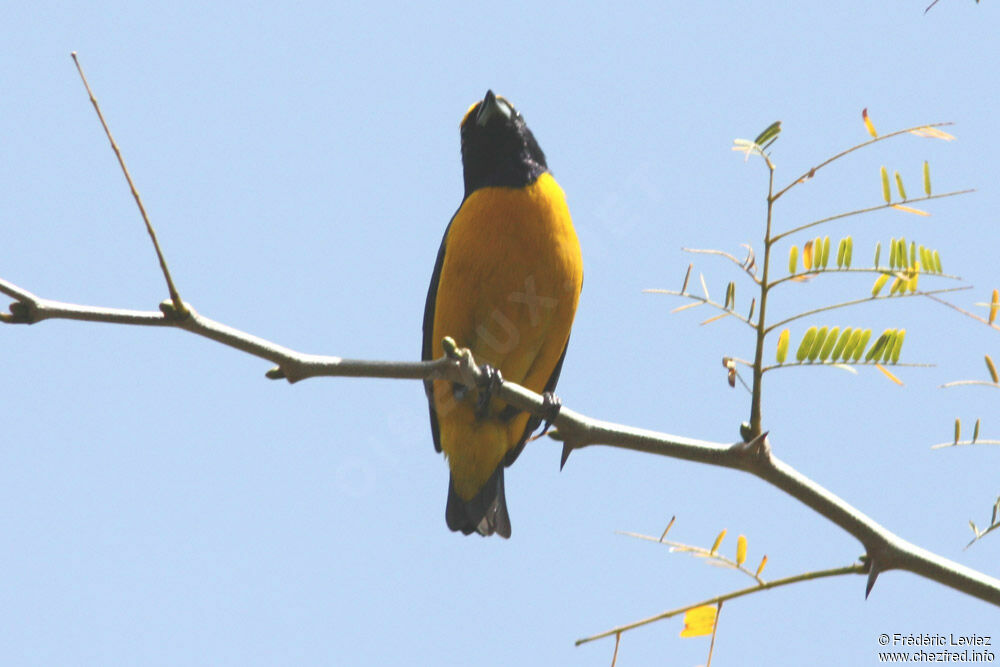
422 90 584 538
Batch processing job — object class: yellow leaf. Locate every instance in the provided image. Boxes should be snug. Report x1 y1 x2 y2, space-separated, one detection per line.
872 273 889 297
891 329 906 363
819 326 840 361
990 289 998 325
776 329 790 364
875 363 904 385
736 535 747 566
890 204 930 217
710 529 727 555
862 108 877 138
755 555 768 577
894 171 907 200
680 605 717 638
853 329 872 361
803 240 814 271
909 126 956 141
831 327 853 361
880 166 891 203
890 276 905 295
987 355 999 384
973 419 981 443
923 160 931 195
788 245 799 275
908 264 920 293
866 330 892 362
808 326 829 362
796 326 817 362
955 418 961 445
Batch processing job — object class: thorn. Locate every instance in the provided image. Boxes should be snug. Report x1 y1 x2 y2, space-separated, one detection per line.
863 555 882 599
560 441 573 471
731 430 770 457
865 567 880 599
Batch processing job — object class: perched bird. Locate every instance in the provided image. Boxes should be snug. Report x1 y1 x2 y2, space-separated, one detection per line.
422 90 584 537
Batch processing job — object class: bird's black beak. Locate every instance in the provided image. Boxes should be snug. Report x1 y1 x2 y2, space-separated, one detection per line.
475 89 511 127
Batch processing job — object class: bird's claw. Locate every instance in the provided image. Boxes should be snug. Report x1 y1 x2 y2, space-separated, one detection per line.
474 364 503 419
539 391 561 437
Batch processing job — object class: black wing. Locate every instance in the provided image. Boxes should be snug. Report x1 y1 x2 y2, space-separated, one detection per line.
422 214 457 453
501 338 571 467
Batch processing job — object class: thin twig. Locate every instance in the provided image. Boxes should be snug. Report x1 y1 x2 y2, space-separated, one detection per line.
576 564 865 645
643 290 756 329
681 247 760 283
930 439 1000 450
939 380 1000 389
767 267 963 290
763 285 973 334
967 525 1000 549
705 602 722 667
772 122 955 201
762 360 934 374
771 189 974 243
70 52 186 317
619 530 764 584
925 293 1000 332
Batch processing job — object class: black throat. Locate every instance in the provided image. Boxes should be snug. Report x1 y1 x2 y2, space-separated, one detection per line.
460 101 548 197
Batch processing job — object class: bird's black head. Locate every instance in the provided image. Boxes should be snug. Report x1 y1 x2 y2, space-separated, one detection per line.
459 90 548 197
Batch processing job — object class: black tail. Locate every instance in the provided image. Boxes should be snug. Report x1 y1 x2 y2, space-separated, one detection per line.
445 465 511 538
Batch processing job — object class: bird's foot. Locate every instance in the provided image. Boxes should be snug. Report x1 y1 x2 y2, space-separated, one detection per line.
538 391 562 437
474 364 503 419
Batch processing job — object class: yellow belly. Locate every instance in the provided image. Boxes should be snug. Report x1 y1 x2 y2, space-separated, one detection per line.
431 172 583 499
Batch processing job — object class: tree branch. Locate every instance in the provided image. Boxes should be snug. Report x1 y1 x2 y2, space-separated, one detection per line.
4 276 999 606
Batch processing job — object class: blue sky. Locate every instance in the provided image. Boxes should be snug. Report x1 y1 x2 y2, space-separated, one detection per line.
3 2 999 665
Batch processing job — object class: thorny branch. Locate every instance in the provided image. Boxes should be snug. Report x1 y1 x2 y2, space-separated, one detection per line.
3 276 1000 610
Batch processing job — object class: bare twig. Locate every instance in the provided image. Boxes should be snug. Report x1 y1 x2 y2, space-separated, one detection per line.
619 530 765 584
771 189 974 243
763 285 972 334
772 122 955 201
643 289 756 329
931 439 1000 449
766 268 963 291
71 52 186 317
762 360 934 374
706 602 721 667
681 247 760 283
925 293 1000 332
939 381 1000 390
576 563 865 645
